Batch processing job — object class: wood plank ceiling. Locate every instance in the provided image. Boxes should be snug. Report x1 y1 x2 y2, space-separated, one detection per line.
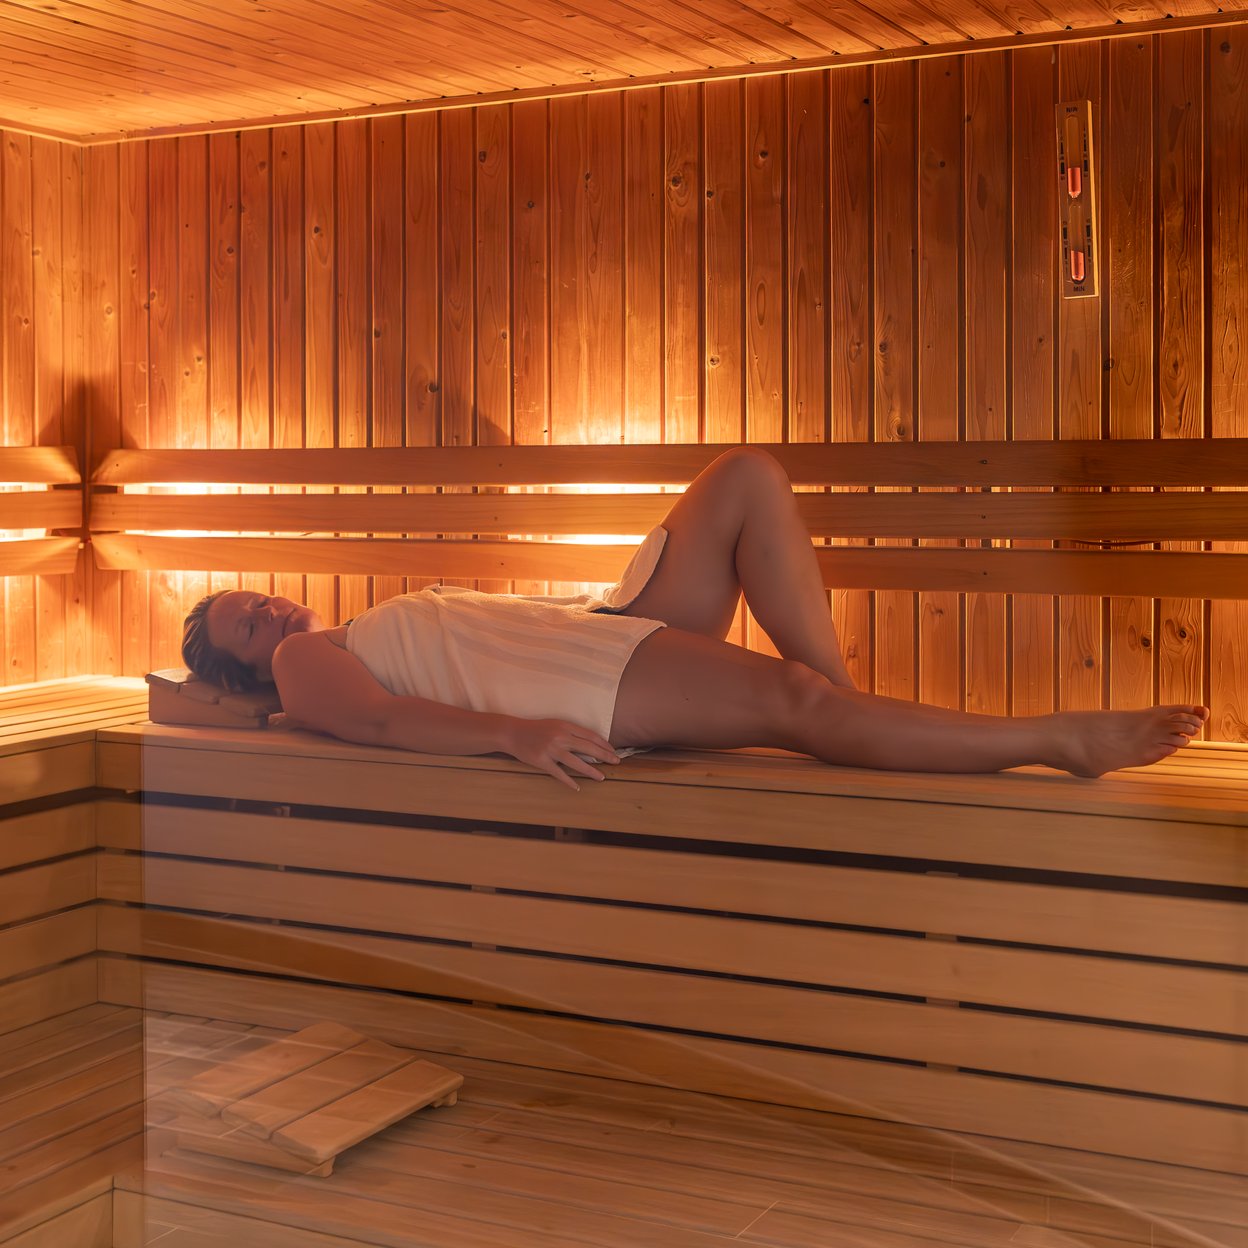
1 0 1243 142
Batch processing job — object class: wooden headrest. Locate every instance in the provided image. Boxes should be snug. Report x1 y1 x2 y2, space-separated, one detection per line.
146 669 282 729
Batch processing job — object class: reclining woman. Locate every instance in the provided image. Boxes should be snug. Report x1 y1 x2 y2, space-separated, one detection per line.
182 446 1208 790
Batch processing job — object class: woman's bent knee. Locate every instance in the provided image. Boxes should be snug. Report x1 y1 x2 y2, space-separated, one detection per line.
768 660 834 744
714 444 791 490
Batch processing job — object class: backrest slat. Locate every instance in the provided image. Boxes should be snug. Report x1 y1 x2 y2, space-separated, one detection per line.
93 440 1248 487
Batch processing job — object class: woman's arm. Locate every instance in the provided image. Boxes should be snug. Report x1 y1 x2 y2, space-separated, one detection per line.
272 632 512 753
271 633 619 788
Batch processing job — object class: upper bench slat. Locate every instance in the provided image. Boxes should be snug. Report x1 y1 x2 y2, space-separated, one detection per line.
0 446 81 485
93 489 1248 541
92 440 1248 487
90 534 1248 598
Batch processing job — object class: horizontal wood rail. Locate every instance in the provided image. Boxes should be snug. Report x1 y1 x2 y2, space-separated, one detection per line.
92 534 1248 598
0 446 84 578
93 440 1248 487
86 442 1248 598
0 445 81 485
94 489 1248 541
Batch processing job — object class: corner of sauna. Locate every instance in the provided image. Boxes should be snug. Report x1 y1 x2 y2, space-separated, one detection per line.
2 8 1247 1248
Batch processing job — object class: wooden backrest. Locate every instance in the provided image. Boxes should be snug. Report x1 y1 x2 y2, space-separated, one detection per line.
89 440 1248 598
0 446 81 577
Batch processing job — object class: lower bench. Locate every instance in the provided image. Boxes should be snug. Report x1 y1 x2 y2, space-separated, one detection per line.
94 722 1248 1175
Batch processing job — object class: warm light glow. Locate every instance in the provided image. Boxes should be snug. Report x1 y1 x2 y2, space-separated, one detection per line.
499 481 686 593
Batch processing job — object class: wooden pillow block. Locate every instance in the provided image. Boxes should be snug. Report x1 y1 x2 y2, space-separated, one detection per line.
147 668 283 729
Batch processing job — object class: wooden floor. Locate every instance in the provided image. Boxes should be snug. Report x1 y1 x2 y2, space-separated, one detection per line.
1 1006 1245 1247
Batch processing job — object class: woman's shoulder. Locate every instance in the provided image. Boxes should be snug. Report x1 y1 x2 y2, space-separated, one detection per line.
274 625 350 668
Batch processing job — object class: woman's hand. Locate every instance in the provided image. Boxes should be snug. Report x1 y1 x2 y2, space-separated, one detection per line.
500 718 622 791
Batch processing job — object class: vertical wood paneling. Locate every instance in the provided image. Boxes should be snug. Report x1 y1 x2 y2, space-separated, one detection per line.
584 93 624 447
208 131 240 609
3 131 36 681
304 122 336 623
271 125 305 613
371 115 406 610
744 75 784 657
873 61 918 703
404 112 439 600
146 140 176 675
474 104 512 597
1106 38 1156 713
511 100 550 600
118 142 150 674
624 88 663 443
829 69 874 693
701 80 746 646
60 143 88 679
15 36 1242 737
31 138 66 681
239 128 273 604
336 119 371 619
664 82 701 445
787 71 830 674
963 55 1009 716
1156 31 1205 712
1057 43 1104 712
85 143 120 676
917 57 963 712
440 107 475 592
1009 48 1057 718
702 81 743 442
177 137 210 654
1210 26 1248 741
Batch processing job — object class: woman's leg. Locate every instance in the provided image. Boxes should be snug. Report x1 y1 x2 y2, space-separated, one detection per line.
610 629 1209 777
621 447 856 687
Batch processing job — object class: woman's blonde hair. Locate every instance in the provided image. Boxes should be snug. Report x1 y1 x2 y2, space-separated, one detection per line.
181 590 264 693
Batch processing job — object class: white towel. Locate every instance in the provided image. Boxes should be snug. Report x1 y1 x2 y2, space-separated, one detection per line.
346 527 668 743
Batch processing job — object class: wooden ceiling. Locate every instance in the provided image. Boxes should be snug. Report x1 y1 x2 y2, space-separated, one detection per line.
0 0 1243 142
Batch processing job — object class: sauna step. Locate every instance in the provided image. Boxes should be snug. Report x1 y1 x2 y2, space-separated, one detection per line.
164 1022 463 1176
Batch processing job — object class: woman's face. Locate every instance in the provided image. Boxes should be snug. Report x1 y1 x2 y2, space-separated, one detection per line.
205 592 324 681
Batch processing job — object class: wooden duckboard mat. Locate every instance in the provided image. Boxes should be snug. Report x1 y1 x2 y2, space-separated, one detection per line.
166 1020 461 1175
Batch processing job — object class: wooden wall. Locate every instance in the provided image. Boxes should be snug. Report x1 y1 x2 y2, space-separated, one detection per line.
43 29 1248 733
0 129 87 686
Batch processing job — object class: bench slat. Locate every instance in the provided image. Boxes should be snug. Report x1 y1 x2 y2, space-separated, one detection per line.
94 731 1248 837
96 856 1242 1034
0 962 98 1041
97 907 1242 1107
0 911 96 984
0 858 95 927
91 441 1248 487
98 804 1242 965
0 806 95 872
92 488 1248 540
0 536 79 576
0 446 81 485
90 533 1248 598
0 489 81 530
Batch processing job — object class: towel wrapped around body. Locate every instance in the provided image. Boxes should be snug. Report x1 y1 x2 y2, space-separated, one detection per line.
345 526 669 744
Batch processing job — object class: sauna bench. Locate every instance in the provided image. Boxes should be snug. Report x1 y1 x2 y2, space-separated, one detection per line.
0 676 149 805
0 679 149 1245
1 676 149 1035
91 719 1248 1177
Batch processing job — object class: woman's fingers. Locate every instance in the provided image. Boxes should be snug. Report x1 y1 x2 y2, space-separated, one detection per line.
564 752 606 782
544 759 581 791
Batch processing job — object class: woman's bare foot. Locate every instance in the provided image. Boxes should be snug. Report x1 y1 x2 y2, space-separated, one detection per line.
1051 705 1209 778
